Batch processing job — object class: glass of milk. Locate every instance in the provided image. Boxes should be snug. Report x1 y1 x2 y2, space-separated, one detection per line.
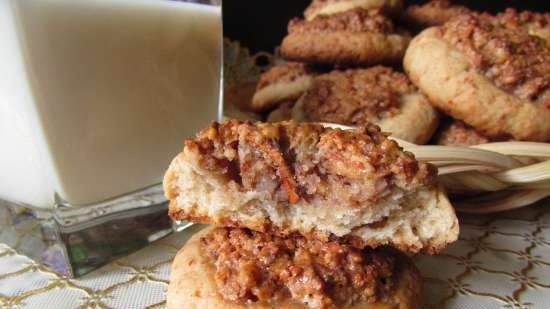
1 0 222 208
0 0 222 276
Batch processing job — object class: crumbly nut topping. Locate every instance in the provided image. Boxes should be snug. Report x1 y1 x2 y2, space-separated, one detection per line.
440 12 550 104
201 227 398 309
185 120 436 206
289 8 396 34
302 66 416 126
496 8 550 41
256 62 312 90
404 0 470 27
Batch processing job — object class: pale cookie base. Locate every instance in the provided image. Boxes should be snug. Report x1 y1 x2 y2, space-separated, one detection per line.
305 0 403 21
251 75 313 111
167 227 423 309
281 31 410 66
292 93 439 144
404 27 550 142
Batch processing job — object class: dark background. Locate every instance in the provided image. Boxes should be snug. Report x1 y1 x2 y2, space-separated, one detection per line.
223 0 550 53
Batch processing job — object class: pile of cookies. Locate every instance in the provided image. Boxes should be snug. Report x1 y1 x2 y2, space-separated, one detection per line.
164 120 459 308
228 0 550 145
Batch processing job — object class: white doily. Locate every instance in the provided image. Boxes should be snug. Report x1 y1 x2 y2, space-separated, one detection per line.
2 203 550 309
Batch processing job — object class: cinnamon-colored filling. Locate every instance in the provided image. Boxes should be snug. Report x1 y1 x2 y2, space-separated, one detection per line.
185 120 435 207
302 67 416 126
289 8 397 34
201 227 399 309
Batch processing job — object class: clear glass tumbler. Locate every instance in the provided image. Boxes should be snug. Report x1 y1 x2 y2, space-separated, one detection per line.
0 0 222 276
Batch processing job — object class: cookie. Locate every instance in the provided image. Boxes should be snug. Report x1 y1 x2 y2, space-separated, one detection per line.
223 80 262 121
404 12 550 142
251 62 315 112
403 0 470 28
292 66 439 144
266 101 295 122
435 120 490 146
167 227 423 309
164 120 459 253
304 0 403 21
281 8 411 66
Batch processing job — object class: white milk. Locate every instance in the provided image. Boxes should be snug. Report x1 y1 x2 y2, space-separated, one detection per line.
0 0 222 207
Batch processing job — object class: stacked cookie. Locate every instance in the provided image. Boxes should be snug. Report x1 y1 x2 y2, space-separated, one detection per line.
164 120 459 308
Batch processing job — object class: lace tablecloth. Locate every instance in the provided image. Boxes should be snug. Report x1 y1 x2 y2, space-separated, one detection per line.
1 202 550 309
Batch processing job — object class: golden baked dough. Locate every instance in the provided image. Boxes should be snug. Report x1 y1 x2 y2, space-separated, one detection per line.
404 13 550 142
292 66 439 144
167 227 423 309
281 9 410 66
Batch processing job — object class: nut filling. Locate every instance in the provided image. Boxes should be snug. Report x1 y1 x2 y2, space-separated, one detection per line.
496 8 550 42
440 12 550 104
201 227 399 309
288 8 397 34
185 120 435 207
302 67 417 126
